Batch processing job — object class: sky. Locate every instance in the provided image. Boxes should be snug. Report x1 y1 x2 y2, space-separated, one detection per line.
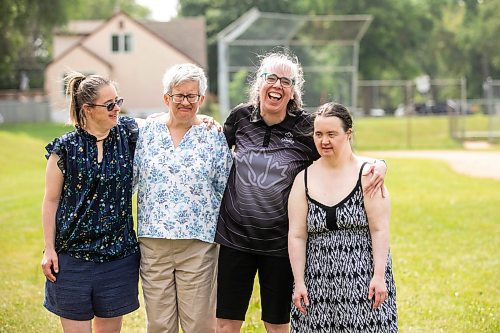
136 0 179 21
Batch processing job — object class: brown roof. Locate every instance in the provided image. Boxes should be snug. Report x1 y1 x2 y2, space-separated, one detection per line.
53 13 207 69
139 17 207 69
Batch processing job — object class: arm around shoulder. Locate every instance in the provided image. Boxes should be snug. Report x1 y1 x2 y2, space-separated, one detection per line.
359 156 388 198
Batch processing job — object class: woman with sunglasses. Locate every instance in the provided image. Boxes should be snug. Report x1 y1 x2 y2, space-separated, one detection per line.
215 51 388 333
41 72 141 333
133 63 232 333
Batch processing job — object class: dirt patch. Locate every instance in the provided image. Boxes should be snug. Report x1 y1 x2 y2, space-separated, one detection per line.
364 150 500 180
463 141 493 150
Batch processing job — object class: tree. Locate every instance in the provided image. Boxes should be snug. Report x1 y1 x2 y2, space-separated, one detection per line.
456 0 500 96
0 0 67 89
178 0 435 94
179 0 301 92
0 0 150 89
66 0 150 20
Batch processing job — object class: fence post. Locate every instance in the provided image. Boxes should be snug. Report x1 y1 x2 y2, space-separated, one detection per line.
405 81 413 149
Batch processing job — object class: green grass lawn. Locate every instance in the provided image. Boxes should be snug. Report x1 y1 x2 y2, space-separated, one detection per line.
0 119 498 332
354 114 500 150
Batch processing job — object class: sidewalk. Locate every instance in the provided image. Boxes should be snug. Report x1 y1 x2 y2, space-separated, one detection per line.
363 150 500 180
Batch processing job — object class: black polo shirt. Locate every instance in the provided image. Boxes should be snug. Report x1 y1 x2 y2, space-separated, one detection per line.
215 104 320 257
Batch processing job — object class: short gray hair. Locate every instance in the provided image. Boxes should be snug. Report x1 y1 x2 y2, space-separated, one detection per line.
248 51 304 112
162 63 207 96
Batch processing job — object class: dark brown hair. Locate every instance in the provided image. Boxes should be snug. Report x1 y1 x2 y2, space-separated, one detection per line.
313 102 353 133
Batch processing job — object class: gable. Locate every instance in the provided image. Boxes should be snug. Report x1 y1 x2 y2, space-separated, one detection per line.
50 12 206 69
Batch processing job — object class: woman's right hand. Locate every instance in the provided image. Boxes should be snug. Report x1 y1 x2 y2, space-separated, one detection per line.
292 282 309 314
41 249 59 282
368 275 388 309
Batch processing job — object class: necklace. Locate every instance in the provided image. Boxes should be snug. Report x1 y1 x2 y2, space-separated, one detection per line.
86 130 109 142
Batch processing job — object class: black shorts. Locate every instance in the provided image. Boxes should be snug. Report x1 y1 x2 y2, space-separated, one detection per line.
216 245 293 325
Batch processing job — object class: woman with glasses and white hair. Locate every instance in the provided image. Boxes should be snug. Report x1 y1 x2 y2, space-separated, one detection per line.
42 72 141 333
215 51 388 333
133 63 233 333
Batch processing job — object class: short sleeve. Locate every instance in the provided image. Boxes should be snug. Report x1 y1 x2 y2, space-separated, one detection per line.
120 116 139 143
119 116 139 157
45 137 67 174
223 105 245 148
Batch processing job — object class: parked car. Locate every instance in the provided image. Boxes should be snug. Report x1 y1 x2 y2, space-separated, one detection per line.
414 100 458 115
369 108 386 117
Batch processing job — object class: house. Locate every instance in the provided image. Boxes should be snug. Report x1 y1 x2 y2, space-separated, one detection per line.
44 11 207 121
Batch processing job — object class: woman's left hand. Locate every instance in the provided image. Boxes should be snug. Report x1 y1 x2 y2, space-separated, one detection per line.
363 161 387 198
368 276 388 309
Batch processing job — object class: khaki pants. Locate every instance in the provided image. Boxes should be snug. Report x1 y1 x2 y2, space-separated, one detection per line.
139 238 218 333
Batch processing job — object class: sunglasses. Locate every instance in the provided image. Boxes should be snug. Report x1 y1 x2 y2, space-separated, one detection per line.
88 97 124 112
261 73 295 88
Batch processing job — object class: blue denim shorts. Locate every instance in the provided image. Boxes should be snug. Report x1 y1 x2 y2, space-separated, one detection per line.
44 252 140 321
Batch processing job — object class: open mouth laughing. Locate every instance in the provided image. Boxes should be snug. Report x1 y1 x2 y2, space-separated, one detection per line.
268 92 282 101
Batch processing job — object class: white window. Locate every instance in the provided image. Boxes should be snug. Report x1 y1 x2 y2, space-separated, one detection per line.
124 34 132 52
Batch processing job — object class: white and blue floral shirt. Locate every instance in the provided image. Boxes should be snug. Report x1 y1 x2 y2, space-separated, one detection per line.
133 118 233 243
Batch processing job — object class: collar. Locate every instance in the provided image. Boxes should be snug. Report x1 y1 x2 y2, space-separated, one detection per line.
76 125 116 142
249 105 300 131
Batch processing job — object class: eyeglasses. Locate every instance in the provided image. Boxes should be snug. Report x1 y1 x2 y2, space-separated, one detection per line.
167 93 201 104
88 97 124 111
261 73 295 88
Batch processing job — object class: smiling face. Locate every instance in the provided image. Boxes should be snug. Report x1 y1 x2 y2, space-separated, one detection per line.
84 84 120 129
258 65 294 119
313 115 352 157
164 80 205 124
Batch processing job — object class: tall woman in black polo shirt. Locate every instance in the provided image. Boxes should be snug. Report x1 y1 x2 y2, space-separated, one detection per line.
41 72 140 332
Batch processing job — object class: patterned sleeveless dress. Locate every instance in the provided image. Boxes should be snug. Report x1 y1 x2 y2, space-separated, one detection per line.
290 163 398 332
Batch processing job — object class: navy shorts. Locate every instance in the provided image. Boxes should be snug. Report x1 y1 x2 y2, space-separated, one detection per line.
44 252 140 321
216 245 293 325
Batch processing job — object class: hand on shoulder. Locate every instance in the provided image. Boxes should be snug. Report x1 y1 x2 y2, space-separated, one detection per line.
148 112 169 122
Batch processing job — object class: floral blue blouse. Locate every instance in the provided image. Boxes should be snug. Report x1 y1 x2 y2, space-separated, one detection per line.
45 116 139 262
133 118 233 243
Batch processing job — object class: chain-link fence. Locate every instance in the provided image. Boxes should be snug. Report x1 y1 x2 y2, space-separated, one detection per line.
358 78 466 116
356 78 500 143
218 8 372 118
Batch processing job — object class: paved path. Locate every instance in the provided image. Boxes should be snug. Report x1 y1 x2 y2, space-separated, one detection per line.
363 150 500 180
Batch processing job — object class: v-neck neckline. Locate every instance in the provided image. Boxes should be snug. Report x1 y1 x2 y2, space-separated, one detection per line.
162 122 203 149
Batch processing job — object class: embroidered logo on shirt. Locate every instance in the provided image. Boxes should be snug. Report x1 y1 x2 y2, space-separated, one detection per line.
281 131 294 145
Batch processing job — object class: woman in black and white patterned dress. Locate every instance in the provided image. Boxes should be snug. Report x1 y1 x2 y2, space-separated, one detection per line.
288 102 397 332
